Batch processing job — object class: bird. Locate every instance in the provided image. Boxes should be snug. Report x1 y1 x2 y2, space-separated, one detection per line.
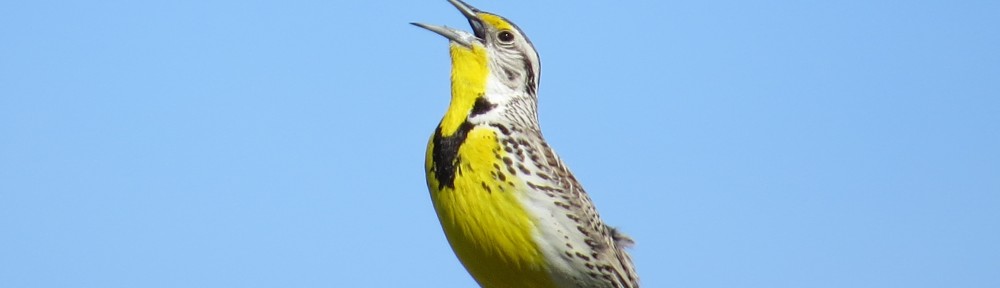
412 1 639 287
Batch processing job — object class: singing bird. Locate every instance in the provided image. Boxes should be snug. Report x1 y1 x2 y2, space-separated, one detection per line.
413 1 639 287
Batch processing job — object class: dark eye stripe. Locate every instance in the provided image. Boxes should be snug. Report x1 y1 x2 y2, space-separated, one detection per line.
523 56 537 95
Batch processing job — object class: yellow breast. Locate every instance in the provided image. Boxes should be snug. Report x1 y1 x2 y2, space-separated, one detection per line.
425 126 556 288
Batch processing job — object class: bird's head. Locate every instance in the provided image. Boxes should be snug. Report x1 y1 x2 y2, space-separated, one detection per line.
413 0 541 130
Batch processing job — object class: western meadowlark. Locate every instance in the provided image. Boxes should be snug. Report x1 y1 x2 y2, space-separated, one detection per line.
413 1 639 287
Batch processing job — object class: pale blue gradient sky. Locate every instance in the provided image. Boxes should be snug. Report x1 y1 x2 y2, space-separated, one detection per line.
2 1 998 287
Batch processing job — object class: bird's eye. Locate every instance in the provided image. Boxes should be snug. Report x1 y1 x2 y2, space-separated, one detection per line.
497 31 515 43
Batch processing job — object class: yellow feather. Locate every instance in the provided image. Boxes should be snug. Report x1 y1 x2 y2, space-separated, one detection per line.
478 13 515 32
438 43 486 136
426 41 557 287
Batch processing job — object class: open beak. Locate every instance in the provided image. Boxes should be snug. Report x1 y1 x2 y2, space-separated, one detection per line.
411 0 485 48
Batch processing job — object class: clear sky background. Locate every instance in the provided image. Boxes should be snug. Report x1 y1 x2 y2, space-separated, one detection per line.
2 1 998 287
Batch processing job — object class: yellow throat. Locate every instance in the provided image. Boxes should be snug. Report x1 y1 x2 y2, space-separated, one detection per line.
414 1 639 287
423 40 555 288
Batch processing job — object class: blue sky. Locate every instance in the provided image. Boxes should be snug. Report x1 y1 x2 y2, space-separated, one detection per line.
2 0 998 287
